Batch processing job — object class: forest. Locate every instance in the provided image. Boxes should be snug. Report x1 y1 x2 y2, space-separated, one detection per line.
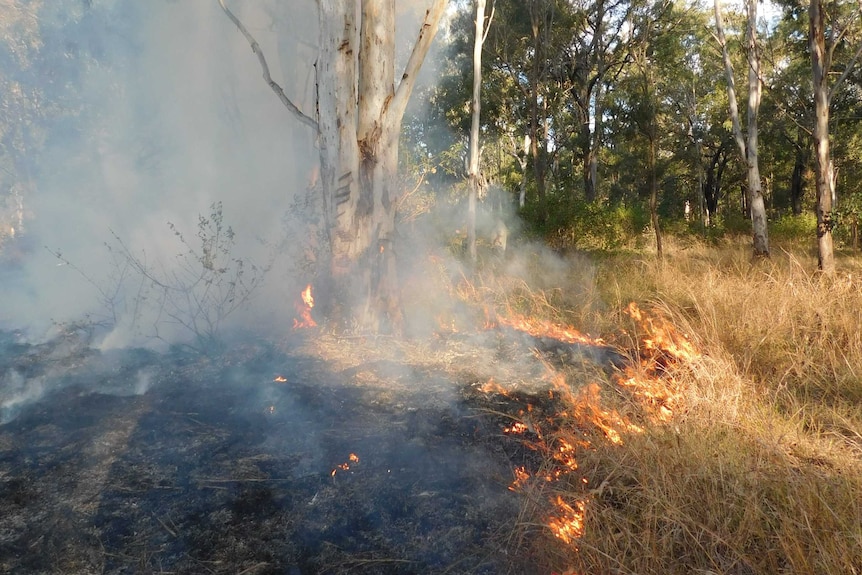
0 1 861 574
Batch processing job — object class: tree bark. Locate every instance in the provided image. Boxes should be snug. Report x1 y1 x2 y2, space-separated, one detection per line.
223 0 445 331
528 1 547 220
467 0 488 265
789 130 808 216
714 0 769 257
810 0 835 274
744 0 769 256
648 129 662 259
317 0 446 331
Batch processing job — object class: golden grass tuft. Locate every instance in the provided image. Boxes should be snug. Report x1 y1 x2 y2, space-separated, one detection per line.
463 237 862 574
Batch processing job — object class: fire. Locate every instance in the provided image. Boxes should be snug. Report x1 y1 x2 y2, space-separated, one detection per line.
614 303 702 421
504 421 529 435
273 375 287 383
479 378 510 396
293 284 317 329
330 453 360 477
479 302 701 556
615 367 679 421
497 313 604 346
548 496 586 544
625 302 700 363
509 466 530 491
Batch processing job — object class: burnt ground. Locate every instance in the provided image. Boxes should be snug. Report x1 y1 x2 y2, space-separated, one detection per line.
0 327 614 575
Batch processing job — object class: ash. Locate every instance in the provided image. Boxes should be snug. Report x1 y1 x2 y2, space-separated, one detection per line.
0 327 590 574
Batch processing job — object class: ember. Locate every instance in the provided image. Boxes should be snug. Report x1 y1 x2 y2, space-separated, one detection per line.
331 452 360 477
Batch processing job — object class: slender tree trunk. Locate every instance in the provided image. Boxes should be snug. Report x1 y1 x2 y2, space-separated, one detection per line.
589 80 603 201
467 0 488 264
745 0 769 256
790 131 808 216
648 131 662 259
223 0 446 331
714 0 769 257
318 0 361 322
528 2 547 219
810 0 835 274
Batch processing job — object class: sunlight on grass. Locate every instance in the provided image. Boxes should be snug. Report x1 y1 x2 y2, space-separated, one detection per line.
461 237 862 574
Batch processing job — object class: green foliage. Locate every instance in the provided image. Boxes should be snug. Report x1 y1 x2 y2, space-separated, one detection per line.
770 213 818 241
523 196 650 250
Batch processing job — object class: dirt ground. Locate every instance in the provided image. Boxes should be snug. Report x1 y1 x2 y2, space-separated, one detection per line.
0 326 603 574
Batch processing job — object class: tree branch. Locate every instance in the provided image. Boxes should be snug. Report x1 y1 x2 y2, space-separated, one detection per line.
829 27 862 103
388 0 448 123
218 0 318 132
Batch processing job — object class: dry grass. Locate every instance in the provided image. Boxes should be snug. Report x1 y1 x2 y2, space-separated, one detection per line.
457 237 862 574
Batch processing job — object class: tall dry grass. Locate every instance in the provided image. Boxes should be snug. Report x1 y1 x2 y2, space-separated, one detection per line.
471 237 862 574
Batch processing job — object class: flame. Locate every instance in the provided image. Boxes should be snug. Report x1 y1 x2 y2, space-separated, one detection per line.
478 303 700 556
497 313 604 346
330 453 360 477
504 421 529 435
548 496 586 544
479 378 511 396
293 284 317 329
625 302 700 363
615 367 679 421
615 303 702 421
273 375 287 383
509 466 530 491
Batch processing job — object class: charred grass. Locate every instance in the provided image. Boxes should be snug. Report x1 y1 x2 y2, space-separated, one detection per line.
3 236 862 574
459 236 862 574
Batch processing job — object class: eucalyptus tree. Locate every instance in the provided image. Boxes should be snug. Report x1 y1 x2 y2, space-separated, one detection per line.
466 0 493 263
559 0 631 202
714 0 770 256
220 0 447 332
482 0 572 217
809 0 862 272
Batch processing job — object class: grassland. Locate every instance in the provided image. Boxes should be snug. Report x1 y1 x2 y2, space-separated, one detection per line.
471 235 862 574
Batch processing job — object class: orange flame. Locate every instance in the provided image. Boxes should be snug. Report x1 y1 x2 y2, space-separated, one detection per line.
330 453 360 477
479 378 511 396
625 302 700 362
293 284 317 329
479 303 700 556
273 375 287 383
504 421 529 435
548 496 586 544
498 313 604 346
509 466 530 491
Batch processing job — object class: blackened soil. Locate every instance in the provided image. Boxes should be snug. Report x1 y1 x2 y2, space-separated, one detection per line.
0 334 543 575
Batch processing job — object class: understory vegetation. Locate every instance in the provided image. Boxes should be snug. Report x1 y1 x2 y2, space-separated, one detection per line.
449 234 862 574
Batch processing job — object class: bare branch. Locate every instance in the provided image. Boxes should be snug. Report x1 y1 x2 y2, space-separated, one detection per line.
482 0 496 44
218 0 318 132
829 28 862 102
389 0 448 123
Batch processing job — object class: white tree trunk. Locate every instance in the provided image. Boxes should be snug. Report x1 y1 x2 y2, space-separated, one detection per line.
223 0 449 330
810 0 835 274
714 0 769 256
324 0 446 331
467 0 487 264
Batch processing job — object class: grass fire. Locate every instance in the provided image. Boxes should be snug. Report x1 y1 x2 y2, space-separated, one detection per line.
2 1 862 574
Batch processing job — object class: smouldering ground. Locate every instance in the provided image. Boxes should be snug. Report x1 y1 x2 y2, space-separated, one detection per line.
3 237 862 575
0 322 618 575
